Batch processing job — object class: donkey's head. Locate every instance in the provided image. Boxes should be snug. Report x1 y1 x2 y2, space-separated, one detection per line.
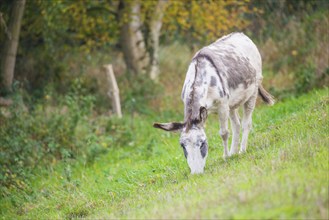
153 107 208 174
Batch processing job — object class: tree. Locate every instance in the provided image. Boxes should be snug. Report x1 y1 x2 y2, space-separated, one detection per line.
118 0 168 80
0 0 26 93
147 0 168 80
119 1 150 77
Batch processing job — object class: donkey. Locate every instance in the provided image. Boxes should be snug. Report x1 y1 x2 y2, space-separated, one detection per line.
153 32 274 174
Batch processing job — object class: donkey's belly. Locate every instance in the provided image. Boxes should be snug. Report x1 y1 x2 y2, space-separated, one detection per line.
228 83 257 110
205 82 256 113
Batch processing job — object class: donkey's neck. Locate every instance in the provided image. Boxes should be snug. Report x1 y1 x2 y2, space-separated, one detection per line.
183 58 209 123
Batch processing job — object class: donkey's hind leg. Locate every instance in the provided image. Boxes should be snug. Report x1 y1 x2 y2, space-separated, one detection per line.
240 92 257 153
229 109 240 156
218 104 230 159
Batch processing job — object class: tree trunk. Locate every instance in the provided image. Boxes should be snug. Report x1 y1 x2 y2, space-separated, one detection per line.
148 0 168 80
119 0 149 75
1 0 26 93
118 0 168 80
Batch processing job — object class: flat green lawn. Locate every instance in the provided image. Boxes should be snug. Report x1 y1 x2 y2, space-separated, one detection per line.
1 88 328 219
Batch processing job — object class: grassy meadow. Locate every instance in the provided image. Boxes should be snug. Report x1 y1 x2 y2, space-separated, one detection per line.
1 87 328 219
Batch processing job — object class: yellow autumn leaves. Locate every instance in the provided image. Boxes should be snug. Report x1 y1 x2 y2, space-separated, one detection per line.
163 0 254 43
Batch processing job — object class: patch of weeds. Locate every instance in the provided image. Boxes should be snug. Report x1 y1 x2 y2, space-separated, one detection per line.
295 63 317 94
0 89 98 193
118 72 163 115
65 206 90 219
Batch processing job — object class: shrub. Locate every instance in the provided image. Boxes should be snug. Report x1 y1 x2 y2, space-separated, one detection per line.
118 72 162 115
294 63 317 94
0 89 100 195
257 8 329 97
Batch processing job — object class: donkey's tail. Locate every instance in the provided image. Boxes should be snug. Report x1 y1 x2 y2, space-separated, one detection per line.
258 85 275 105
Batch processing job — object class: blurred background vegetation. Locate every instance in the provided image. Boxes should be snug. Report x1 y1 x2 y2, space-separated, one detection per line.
0 0 328 194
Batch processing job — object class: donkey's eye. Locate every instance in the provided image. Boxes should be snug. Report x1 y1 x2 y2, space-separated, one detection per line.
200 141 208 158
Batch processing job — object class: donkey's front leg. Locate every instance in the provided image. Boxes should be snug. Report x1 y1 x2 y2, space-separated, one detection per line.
218 104 229 159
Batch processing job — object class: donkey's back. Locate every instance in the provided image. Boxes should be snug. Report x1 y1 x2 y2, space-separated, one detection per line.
199 33 261 88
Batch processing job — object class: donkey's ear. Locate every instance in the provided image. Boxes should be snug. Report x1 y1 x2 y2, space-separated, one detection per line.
153 122 185 132
199 106 208 124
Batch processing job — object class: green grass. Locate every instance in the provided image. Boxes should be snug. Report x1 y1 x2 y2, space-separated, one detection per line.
1 88 328 219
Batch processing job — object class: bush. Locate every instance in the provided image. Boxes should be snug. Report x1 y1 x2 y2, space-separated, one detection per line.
118 72 163 115
254 4 329 97
0 78 160 195
294 63 317 94
0 89 101 194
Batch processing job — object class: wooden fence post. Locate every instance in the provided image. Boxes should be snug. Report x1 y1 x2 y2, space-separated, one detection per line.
102 64 122 118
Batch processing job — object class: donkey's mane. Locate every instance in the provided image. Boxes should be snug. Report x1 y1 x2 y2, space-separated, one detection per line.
193 49 227 97
185 58 200 131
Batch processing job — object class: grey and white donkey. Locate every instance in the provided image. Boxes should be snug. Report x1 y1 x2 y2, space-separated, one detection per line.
154 33 274 174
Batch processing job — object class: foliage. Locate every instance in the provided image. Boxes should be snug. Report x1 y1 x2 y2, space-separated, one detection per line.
253 1 329 96
0 88 328 218
0 74 163 194
1 0 328 97
118 72 163 115
162 0 253 46
20 0 118 53
0 89 99 194
2 0 326 100
294 63 317 94
1 0 256 95
1 0 120 96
